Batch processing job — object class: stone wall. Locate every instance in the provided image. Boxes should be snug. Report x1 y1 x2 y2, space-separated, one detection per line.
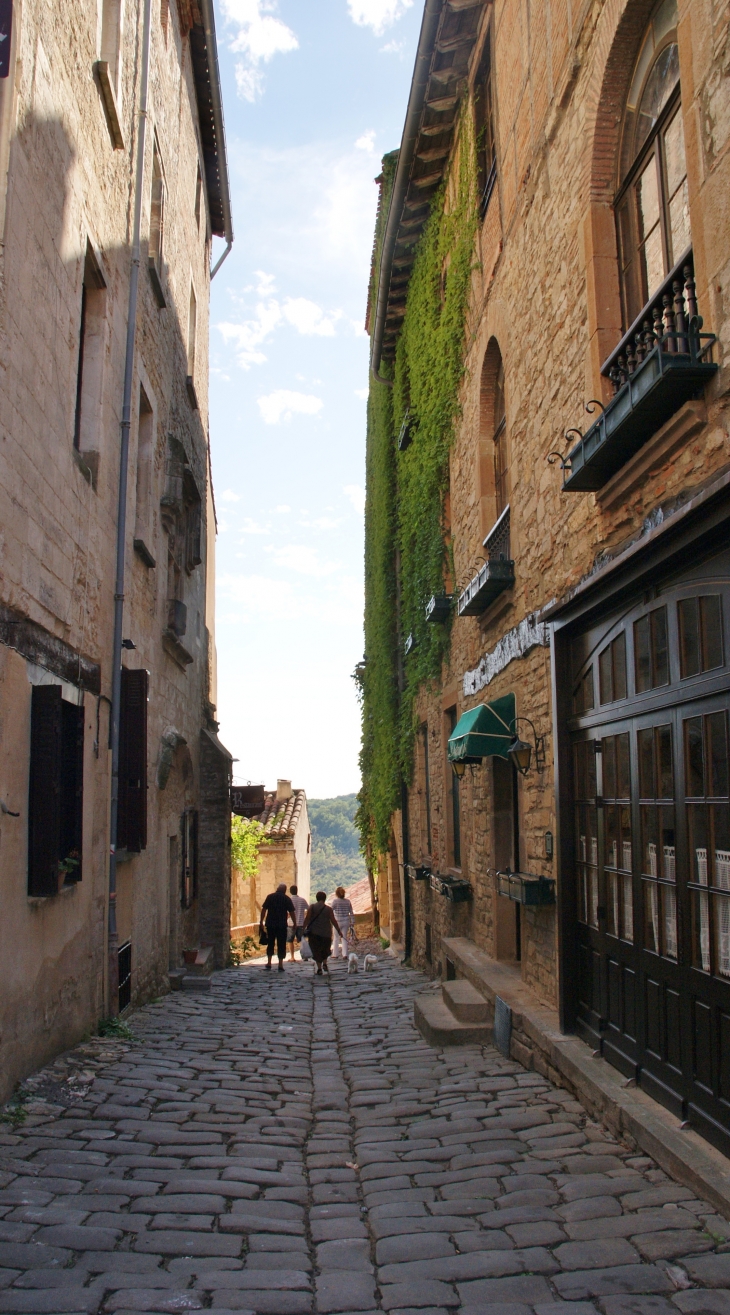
0 0 229 1101
391 0 730 1009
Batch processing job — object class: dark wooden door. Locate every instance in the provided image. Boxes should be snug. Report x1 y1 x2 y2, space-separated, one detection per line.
569 554 730 1153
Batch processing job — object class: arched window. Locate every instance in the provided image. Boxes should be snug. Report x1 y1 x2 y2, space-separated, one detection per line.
493 359 507 519
478 343 510 551
614 0 689 327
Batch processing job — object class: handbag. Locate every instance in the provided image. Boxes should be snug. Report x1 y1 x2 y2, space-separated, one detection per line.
258 926 268 946
300 935 312 960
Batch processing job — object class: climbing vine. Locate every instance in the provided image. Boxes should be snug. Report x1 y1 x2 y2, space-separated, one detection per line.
358 108 479 865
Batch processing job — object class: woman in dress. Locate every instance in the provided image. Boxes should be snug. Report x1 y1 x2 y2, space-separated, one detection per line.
303 891 341 975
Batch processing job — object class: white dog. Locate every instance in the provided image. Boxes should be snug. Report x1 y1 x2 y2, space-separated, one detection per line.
347 953 359 974
363 954 378 972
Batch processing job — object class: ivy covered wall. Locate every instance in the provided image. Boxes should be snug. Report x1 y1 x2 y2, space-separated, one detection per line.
358 111 478 866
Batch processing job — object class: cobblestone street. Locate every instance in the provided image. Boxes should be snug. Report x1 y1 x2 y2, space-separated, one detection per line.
3 954 730 1315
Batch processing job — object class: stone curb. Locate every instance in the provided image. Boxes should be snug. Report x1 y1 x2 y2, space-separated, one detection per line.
439 936 730 1220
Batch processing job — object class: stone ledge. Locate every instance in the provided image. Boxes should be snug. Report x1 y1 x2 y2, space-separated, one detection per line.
441 935 730 1220
414 990 493 1047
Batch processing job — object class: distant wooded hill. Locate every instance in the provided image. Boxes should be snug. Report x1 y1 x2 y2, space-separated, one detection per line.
308 793 366 895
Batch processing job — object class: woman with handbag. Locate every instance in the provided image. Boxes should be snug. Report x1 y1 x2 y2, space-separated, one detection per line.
303 891 341 975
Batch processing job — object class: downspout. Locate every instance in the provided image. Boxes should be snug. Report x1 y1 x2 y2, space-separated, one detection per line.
107 0 153 1015
394 549 413 964
369 0 442 387
198 0 234 280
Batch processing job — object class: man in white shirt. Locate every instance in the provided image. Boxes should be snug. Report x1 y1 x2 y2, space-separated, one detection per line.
288 885 309 961
330 887 355 959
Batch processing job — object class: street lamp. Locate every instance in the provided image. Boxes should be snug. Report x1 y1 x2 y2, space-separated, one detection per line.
451 760 467 779
507 717 546 776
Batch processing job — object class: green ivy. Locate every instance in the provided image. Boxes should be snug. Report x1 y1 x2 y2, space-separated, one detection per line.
358 111 478 864
230 816 266 879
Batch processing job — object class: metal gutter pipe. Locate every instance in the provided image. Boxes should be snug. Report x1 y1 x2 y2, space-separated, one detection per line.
107 0 152 1015
370 0 442 385
199 0 234 279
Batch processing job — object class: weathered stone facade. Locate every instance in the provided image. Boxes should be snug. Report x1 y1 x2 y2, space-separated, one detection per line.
369 0 730 1099
0 0 232 1101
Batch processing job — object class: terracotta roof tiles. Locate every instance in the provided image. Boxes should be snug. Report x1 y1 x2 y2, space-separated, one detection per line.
256 789 306 840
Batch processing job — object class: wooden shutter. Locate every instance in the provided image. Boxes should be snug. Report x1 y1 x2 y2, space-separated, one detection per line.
61 701 84 880
28 684 62 896
118 668 148 853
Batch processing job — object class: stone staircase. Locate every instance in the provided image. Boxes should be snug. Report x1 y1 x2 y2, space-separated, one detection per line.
169 945 214 992
414 976 492 1046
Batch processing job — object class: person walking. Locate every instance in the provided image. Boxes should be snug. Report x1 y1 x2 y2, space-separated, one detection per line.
303 892 341 976
259 883 296 971
330 886 355 960
288 885 309 962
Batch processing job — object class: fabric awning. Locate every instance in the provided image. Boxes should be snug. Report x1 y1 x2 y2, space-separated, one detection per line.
447 693 516 763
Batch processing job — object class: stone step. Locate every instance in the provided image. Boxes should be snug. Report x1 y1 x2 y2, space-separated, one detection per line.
442 977 490 1023
414 990 493 1047
181 974 212 992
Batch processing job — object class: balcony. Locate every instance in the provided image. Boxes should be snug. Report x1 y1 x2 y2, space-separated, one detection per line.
425 593 452 624
457 505 514 617
561 256 717 492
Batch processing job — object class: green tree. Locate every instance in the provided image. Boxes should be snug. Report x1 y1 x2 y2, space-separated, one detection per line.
230 816 265 879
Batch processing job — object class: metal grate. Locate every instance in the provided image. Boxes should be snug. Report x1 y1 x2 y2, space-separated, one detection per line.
118 941 132 1012
484 504 511 560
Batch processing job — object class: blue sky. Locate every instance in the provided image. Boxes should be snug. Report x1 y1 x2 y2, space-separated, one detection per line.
209 0 421 799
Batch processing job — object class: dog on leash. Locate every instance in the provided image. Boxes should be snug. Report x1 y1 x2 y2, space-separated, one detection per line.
363 954 378 972
347 952 359 974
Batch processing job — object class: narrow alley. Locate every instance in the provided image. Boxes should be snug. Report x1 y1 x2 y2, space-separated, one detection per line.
1 956 730 1315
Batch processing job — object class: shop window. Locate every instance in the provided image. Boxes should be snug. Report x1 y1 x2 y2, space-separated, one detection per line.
603 732 633 942
182 807 198 907
573 667 595 715
118 668 148 853
615 0 687 327
679 595 724 678
28 685 84 897
685 711 730 976
599 632 627 704
638 724 677 958
634 606 669 692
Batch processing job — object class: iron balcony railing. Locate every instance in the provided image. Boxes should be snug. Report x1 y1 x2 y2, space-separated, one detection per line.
457 505 514 617
556 252 718 493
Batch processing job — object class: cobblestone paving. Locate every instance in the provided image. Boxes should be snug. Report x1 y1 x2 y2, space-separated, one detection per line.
3 953 730 1315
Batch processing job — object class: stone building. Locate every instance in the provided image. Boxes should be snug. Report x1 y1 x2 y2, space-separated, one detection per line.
363 0 730 1154
230 781 311 935
0 0 233 1103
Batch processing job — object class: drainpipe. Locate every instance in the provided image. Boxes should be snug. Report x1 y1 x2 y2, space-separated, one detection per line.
369 0 442 386
198 0 233 280
394 549 413 964
107 0 153 1016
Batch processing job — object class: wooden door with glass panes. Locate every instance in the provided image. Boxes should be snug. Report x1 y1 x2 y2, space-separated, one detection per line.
569 552 730 1152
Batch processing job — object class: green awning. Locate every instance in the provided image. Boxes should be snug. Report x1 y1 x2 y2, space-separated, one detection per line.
447 693 516 763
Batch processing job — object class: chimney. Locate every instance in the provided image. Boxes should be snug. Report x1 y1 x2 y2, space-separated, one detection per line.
276 779 293 802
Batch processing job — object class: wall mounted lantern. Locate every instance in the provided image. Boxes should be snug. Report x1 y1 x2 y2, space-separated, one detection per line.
451 760 467 779
507 716 546 776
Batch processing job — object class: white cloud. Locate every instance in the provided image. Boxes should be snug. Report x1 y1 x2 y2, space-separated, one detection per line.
220 489 241 503
257 390 323 425
355 130 376 154
354 387 369 400
240 518 270 535
344 484 366 515
221 0 298 102
218 288 342 368
299 516 342 530
275 505 291 513
347 0 413 36
271 545 339 577
283 297 341 337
